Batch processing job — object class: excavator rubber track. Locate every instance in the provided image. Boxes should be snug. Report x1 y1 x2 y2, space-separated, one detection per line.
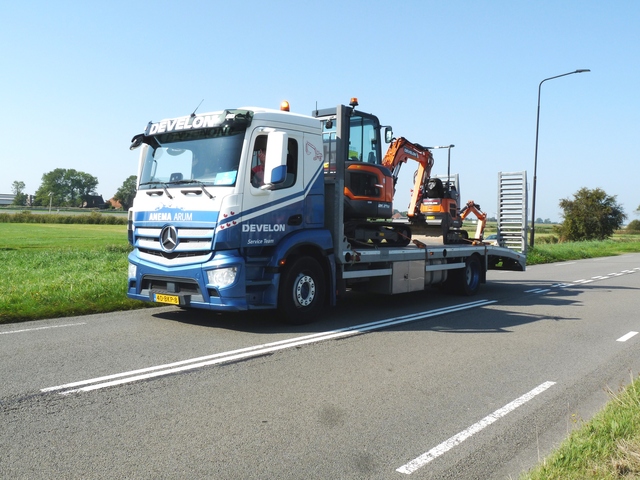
345 221 412 248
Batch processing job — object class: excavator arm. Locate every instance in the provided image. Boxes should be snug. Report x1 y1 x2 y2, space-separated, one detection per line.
459 200 487 242
382 137 434 218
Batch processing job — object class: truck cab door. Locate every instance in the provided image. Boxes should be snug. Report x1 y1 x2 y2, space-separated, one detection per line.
241 130 304 248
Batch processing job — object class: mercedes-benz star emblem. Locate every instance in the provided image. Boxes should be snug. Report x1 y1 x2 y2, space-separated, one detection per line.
160 225 178 252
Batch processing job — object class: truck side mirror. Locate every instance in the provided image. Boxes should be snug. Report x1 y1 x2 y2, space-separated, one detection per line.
264 131 288 187
130 133 144 150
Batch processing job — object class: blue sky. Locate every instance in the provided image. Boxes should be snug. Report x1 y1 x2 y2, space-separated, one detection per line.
2 1 638 222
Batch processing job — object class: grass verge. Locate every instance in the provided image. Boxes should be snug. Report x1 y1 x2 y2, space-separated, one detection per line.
527 237 640 266
522 375 640 479
0 223 151 324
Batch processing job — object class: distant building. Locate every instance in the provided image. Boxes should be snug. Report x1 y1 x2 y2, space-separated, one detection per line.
0 194 16 205
82 195 108 209
107 197 122 209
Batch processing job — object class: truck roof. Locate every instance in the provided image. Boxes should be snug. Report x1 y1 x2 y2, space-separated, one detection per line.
238 106 320 129
144 106 321 136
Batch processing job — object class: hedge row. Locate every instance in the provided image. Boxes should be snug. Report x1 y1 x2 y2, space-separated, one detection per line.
0 211 127 225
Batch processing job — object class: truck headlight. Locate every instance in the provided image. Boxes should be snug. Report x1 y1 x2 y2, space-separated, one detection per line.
128 263 137 279
127 209 134 245
207 266 238 288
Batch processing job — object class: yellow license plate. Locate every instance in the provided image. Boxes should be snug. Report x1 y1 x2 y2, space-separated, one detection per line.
154 293 180 305
426 215 436 220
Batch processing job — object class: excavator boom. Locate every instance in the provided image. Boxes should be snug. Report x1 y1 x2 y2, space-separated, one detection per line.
382 137 434 218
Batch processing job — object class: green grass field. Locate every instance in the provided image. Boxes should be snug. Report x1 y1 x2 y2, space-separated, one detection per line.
0 223 150 323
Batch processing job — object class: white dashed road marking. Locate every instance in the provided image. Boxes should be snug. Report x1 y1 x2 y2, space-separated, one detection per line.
617 331 638 342
396 381 556 474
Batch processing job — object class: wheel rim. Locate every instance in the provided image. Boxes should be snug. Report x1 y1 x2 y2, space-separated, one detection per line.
294 274 316 307
466 262 479 290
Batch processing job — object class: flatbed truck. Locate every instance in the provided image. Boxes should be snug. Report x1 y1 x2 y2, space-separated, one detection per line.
126 101 526 324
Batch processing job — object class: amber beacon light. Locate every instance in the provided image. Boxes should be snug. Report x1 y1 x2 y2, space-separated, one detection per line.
280 100 290 112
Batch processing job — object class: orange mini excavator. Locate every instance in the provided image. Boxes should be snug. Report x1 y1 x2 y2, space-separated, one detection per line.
344 135 487 244
334 99 484 245
381 137 468 242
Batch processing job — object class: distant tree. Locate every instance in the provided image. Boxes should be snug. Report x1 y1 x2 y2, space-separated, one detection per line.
113 175 137 210
627 219 640 231
544 218 551 224
11 180 27 206
33 168 99 207
556 187 626 241
535 217 544 224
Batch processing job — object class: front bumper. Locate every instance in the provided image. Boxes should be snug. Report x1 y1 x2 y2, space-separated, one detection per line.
126 250 264 312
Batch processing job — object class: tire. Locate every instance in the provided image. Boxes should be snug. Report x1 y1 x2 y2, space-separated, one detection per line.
459 255 482 296
278 256 326 324
396 225 412 247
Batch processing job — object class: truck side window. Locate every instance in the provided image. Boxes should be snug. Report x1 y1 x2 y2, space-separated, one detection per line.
282 138 298 188
251 135 268 187
250 135 298 189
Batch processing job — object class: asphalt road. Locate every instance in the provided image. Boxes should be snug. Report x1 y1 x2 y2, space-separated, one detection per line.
1 253 639 479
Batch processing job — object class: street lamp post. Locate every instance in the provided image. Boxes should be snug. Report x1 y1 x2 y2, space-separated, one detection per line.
530 69 590 248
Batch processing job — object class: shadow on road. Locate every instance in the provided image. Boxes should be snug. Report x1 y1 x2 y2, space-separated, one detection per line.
150 279 636 336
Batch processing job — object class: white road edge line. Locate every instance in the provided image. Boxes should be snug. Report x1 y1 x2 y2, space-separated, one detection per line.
42 300 496 394
617 331 639 342
0 323 87 335
396 381 556 475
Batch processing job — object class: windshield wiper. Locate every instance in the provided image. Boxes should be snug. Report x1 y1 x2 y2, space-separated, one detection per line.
139 181 173 199
168 179 215 199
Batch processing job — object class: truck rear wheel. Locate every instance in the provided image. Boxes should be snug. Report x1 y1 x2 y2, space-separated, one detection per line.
278 256 325 324
459 254 482 295
442 254 482 295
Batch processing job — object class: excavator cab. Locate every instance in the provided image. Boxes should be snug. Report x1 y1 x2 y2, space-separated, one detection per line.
316 103 394 220
420 176 461 223
343 111 394 219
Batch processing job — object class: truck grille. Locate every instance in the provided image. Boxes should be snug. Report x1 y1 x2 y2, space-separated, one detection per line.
135 227 214 260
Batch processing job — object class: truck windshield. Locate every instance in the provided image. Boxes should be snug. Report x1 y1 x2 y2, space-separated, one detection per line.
138 127 245 189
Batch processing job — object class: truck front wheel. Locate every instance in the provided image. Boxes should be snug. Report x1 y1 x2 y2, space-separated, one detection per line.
278 256 326 324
